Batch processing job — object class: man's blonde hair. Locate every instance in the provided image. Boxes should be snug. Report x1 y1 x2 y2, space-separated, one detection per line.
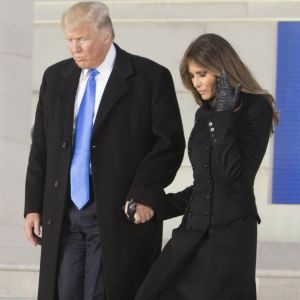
61 1 115 39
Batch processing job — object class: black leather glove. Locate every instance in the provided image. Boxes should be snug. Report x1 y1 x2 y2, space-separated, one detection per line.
216 69 242 112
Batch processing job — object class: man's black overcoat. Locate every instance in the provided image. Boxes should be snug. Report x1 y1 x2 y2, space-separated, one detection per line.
24 44 185 300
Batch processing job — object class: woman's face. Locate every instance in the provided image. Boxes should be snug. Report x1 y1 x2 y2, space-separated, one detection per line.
188 61 217 101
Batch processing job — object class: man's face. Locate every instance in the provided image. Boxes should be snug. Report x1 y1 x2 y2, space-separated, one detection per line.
64 23 111 69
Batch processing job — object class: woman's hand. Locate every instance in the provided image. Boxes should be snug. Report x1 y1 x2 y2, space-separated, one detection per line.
216 69 242 111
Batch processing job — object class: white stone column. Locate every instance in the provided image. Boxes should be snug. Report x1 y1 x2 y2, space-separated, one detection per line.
0 1 34 225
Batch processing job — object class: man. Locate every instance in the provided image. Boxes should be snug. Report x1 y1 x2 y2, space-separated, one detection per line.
23 2 185 300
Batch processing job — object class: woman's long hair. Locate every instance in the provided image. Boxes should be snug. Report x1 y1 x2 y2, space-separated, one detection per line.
180 33 279 132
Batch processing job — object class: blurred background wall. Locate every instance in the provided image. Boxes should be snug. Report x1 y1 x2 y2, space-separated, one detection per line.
0 0 34 297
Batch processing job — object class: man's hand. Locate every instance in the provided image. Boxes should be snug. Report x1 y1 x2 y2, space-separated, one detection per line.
124 201 155 224
23 213 42 246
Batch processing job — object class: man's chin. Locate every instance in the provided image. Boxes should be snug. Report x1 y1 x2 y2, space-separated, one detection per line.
74 59 88 69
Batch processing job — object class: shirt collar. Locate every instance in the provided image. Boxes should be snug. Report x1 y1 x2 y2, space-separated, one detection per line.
82 43 116 79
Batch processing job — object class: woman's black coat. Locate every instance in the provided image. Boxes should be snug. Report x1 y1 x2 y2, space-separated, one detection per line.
135 93 273 299
24 45 185 300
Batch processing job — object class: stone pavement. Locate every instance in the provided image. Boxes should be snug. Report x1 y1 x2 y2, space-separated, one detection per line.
1 224 300 300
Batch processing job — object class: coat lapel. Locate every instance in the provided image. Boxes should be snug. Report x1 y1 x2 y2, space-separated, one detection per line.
56 45 133 142
58 62 81 144
92 45 133 135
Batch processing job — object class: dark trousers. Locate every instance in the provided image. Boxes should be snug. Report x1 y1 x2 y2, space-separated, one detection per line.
58 196 106 300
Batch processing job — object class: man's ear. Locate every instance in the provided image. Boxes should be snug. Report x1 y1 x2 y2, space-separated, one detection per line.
103 30 112 43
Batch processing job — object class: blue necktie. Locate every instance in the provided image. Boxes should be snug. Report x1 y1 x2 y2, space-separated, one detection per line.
70 69 99 209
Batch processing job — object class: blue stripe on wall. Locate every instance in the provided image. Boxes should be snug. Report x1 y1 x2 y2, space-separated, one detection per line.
273 22 300 204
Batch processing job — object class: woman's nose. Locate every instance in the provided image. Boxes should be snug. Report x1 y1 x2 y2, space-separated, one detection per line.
193 77 202 88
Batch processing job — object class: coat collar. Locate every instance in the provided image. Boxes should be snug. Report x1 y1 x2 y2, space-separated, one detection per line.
58 62 81 144
92 43 133 136
57 43 134 143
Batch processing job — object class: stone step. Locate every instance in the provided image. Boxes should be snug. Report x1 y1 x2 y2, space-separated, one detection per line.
0 264 38 300
0 224 39 300
1 265 300 300
1 224 299 299
257 270 300 300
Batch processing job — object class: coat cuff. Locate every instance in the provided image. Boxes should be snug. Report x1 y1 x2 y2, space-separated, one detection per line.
126 187 165 219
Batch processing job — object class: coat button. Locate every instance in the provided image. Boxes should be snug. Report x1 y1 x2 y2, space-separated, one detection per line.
208 121 213 127
54 180 60 188
204 145 209 151
46 219 52 226
189 196 193 200
203 163 208 169
210 127 215 132
92 145 97 149
213 138 218 143
204 210 211 215
205 195 211 200
61 142 68 149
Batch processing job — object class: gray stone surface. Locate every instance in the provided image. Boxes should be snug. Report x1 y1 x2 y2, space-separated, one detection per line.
0 1 33 230
0 224 40 267
0 225 39 299
257 276 300 300
1 225 300 300
257 241 300 270
0 1 34 297
248 2 300 19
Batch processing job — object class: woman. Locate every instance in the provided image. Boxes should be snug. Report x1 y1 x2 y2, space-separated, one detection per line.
135 33 278 300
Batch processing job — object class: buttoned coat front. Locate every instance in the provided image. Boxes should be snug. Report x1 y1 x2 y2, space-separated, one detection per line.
135 93 273 300
24 45 185 300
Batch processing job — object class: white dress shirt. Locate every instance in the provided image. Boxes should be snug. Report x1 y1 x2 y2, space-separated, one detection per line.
73 44 116 131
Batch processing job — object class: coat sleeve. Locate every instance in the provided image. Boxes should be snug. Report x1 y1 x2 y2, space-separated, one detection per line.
126 68 185 215
210 94 273 181
24 72 47 217
162 185 193 220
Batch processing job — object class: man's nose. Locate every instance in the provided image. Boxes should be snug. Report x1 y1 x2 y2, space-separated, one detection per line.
71 41 81 53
